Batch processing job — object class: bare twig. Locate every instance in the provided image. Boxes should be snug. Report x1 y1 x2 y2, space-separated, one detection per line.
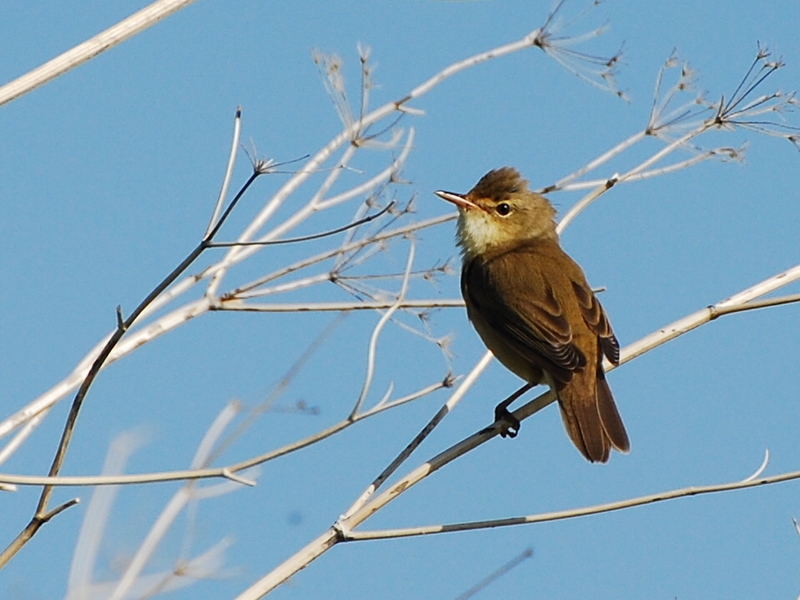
453 547 534 600
0 0 198 107
345 465 800 541
207 201 396 248
0 375 454 489
205 108 243 238
350 240 416 417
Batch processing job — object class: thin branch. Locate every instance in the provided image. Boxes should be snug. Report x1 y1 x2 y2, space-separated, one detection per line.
0 376 454 489
350 240 416 418
207 201 396 247
740 449 770 483
0 412 44 468
341 351 494 521
204 107 243 238
554 148 739 192
453 547 534 600
711 292 800 317
557 122 711 233
540 130 646 193
345 466 800 541
218 299 464 313
224 213 453 299
0 0 198 107
0 498 80 567
620 264 800 366
40 498 81 522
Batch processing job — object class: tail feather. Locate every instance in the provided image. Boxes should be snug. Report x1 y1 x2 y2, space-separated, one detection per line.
557 369 629 463
596 375 630 454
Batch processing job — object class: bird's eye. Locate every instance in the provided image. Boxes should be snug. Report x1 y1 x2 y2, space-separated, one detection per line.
495 202 511 216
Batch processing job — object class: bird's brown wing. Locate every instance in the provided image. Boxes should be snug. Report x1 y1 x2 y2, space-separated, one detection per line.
462 246 585 384
570 280 620 365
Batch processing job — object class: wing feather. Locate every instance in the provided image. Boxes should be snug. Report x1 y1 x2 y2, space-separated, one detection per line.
570 280 620 365
462 246 586 383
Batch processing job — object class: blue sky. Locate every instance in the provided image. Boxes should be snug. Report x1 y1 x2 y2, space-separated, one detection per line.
2 1 800 598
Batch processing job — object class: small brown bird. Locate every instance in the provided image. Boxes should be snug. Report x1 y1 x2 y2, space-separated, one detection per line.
435 167 629 462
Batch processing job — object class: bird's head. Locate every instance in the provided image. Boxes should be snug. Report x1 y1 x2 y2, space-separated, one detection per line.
435 167 557 259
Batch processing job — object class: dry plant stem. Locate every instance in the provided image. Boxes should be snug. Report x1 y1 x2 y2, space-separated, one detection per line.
205 107 243 238
553 53 795 231
235 529 340 600
544 130 646 193
342 351 494 520
557 122 713 233
225 213 453 299
68 430 148 595
235 357 493 600
454 547 534 600
0 413 44 469
620 264 800 366
0 379 452 488
556 150 725 192
350 241 416 418
0 0 197 106
203 129 406 298
221 299 465 312
346 467 800 541
207 200 396 249
336 387 553 535
108 405 246 600
68 408 249 597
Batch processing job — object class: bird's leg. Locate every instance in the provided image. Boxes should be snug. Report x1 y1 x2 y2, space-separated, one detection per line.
494 382 534 438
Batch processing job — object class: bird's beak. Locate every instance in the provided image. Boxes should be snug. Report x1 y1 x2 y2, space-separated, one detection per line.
435 190 479 211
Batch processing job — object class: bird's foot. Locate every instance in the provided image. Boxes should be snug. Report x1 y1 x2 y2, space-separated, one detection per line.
494 405 520 438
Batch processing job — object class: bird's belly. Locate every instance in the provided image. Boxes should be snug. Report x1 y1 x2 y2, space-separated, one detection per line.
467 306 544 385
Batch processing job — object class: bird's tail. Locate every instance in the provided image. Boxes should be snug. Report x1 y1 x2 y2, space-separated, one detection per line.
557 369 629 463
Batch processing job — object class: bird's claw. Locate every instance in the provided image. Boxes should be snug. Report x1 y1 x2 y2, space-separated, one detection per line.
494 405 520 438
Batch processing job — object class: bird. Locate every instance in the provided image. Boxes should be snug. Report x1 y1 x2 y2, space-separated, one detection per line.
435 167 629 462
